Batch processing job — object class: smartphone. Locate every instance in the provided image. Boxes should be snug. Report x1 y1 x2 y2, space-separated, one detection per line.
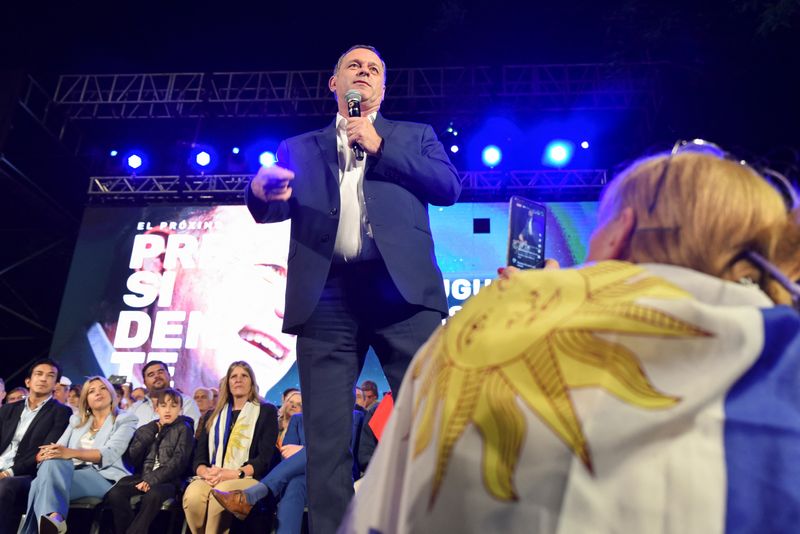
108 374 128 386
507 196 547 269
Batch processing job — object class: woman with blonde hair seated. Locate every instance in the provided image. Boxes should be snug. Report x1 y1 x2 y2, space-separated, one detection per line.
21 376 138 534
277 390 302 447
342 144 800 534
183 360 278 533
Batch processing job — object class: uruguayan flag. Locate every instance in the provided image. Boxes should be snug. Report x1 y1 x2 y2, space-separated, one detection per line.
341 261 800 534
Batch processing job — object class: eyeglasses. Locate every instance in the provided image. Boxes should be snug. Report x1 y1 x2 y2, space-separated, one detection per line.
648 139 799 216
647 139 800 309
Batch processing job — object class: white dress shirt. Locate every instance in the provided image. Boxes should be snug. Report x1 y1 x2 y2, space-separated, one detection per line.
0 395 52 475
333 112 380 263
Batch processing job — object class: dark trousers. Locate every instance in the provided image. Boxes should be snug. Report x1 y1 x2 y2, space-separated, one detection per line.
105 474 177 534
297 260 441 534
0 475 33 534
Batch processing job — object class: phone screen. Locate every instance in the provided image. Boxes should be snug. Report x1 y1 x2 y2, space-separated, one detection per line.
507 196 547 269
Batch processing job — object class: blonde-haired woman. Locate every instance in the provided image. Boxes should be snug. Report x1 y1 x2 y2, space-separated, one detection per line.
343 147 800 533
21 376 138 534
277 390 302 447
183 361 278 533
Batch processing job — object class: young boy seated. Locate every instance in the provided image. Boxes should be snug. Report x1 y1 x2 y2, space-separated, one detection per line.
106 388 195 534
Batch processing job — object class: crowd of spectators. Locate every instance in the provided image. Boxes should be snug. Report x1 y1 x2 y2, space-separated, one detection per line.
0 359 384 533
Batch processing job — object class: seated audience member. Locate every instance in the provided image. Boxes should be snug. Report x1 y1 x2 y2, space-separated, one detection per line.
6 387 28 404
106 388 195 534
131 387 147 403
113 383 128 410
277 390 302 447
341 149 800 533
183 361 278 534
0 359 72 534
213 408 365 534
53 377 71 405
210 387 219 408
67 385 81 412
354 387 366 411
359 381 379 410
131 361 201 430
0 377 5 405
193 387 214 416
21 375 138 534
356 396 382 475
193 387 215 439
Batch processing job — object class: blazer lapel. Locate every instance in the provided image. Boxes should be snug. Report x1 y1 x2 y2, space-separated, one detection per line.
0 402 25 451
368 113 394 173
315 120 340 186
87 415 113 450
19 398 53 443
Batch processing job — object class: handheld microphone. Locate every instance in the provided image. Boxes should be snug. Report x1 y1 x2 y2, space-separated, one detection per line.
344 89 365 161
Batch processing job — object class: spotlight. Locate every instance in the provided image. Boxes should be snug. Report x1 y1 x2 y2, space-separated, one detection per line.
481 145 502 168
259 151 277 167
580 141 589 149
232 147 241 154
542 140 574 168
196 151 211 167
109 150 118 157
127 154 143 170
450 145 459 154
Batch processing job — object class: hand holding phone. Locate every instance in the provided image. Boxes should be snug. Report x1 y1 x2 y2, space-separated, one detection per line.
507 196 547 270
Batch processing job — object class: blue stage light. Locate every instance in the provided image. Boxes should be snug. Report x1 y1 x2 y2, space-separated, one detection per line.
543 140 574 168
127 154 143 170
232 147 241 155
450 145 459 154
259 151 277 167
109 150 118 157
196 151 211 167
481 145 502 168
580 141 589 149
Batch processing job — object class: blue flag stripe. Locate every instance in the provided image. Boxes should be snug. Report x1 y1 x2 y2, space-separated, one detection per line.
724 306 800 533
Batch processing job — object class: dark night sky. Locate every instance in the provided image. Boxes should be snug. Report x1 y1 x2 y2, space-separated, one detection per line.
3 0 798 151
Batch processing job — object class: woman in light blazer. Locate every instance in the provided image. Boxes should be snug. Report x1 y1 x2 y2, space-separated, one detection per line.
21 375 138 534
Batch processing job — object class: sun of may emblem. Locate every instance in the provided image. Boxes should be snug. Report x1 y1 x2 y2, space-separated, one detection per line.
411 261 711 504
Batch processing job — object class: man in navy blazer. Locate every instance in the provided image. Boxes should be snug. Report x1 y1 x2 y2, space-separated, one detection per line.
246 45 460 533
0 359 72 534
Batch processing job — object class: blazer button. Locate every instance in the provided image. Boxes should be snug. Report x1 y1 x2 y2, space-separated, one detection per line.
330 208 338 215
321 234 330 242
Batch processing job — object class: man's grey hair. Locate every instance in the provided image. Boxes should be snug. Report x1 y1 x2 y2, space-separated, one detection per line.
333 44 387 82
0 377 4 391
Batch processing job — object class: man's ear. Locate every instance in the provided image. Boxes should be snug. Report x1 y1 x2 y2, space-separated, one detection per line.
24 377 30 389
328 75 337 94
606 207 637 259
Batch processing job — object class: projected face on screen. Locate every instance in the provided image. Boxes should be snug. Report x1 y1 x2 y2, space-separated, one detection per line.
168 206 296 394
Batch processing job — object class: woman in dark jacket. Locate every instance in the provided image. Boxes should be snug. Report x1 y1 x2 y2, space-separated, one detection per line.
106 388 195 534
183 361 278 534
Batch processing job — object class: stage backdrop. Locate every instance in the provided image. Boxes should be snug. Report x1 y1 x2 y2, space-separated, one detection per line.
50 202 597 404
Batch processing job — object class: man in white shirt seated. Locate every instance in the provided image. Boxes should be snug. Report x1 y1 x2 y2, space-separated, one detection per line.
0 359 72 534
129 361 200 430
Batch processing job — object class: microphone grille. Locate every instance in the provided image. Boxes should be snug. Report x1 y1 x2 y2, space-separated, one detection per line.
344 90 362 102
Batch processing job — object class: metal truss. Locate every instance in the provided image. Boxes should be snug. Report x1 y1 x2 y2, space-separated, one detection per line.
53 63 658 120
87 170 607 203
17 75 83 153
460 169 607 190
